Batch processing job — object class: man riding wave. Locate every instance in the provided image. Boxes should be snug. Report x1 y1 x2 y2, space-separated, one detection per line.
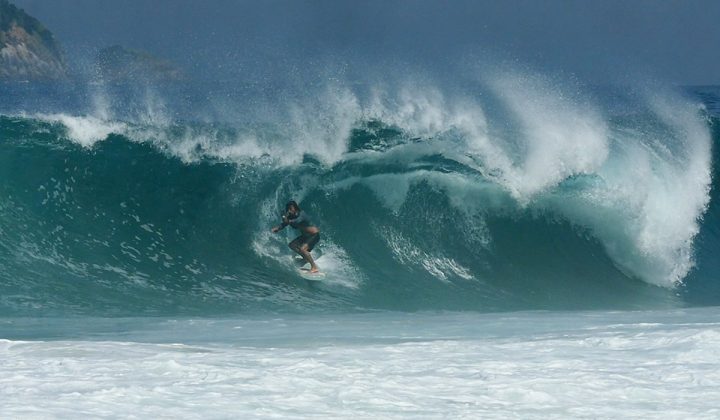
271 200 321 273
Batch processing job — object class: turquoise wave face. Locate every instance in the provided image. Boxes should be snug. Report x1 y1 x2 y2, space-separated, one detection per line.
0 84 717 315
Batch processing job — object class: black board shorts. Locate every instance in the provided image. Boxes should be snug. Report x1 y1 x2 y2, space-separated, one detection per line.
290 233 320 252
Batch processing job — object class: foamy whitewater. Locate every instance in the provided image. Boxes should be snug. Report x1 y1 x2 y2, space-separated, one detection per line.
1 74 720 417
2 309 720 418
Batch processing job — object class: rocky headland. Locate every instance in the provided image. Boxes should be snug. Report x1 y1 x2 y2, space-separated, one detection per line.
0 0 67 80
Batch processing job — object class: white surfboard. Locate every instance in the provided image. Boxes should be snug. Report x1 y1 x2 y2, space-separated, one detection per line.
298 268 326 281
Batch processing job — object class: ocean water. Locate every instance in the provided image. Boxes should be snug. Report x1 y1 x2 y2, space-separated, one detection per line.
1 77 720 417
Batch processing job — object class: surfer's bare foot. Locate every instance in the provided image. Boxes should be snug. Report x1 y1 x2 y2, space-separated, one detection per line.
310 266 319 273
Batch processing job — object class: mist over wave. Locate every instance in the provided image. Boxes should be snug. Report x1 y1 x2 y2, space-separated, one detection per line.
0 72 717 315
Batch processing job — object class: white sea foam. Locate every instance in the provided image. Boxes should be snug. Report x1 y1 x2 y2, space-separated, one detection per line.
284 85 361 165
35 113 126 147
1 308 719 418
484 73 610 200
377 224 475 282
539 89 713 287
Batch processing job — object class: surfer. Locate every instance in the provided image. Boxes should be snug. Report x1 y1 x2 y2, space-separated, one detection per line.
271 200 321 273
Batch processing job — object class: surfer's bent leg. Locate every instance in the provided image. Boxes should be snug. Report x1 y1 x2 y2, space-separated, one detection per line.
299 233 320 272
306 233 320 252
298 244 319 272
289 235 303 253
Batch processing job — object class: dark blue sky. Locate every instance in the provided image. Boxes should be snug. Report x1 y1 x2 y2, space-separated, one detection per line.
11 0 720 85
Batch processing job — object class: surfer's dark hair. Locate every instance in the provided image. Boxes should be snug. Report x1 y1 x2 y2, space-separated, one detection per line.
285 200 299 211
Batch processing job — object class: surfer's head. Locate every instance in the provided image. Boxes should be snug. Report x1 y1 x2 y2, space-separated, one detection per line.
285 200 300 216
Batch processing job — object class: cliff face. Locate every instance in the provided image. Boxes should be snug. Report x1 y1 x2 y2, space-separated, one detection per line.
95 45 184 82
0 0 66 80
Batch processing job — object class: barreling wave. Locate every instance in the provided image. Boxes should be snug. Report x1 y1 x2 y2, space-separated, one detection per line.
0 78 717 315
